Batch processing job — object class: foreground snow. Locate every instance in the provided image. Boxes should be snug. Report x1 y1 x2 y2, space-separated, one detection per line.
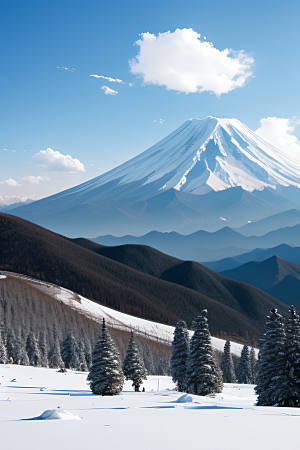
1 271 253 357
1 365 299 450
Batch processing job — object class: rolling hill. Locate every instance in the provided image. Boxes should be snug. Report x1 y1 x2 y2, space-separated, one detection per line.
0 212 289 340
221 256 300 309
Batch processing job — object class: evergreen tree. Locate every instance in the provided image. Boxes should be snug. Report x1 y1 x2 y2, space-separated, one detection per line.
273 306 300 406
250 347 257 384
78 341 88 372
26 331 42 366
170 320 190 392
123 332 147 392
255 309 286 406
238 345 252 384
88 319 124 395
39 331 49 367
187 310 223 396
221 341 236 383
0 331 8 364
14 331 29 365
84 339 93 370
5 327 16 362
48 336 64 369
61 332 80 370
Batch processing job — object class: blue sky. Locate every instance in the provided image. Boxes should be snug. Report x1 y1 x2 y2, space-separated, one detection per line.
1 0 300 204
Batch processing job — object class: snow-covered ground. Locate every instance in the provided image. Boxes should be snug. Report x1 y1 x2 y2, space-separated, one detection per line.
1 271 253 357
1 364 298 450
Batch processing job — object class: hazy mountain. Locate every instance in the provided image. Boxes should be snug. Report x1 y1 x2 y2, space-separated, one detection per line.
93 224 300 261
235 209 300 236
0 212 289 339
221 256 300 309
202 244 300 272
11 116 300 237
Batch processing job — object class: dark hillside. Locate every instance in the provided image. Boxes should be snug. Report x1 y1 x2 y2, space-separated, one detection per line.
0 213 289 340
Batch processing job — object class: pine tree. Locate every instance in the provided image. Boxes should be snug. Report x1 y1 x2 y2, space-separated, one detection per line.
84 340 93 370
5 327 16 362
78 341 88 372
272 306 300 406
14 331 29 365
250 347 257 384
39 331 49 367
61 332 80 370
26 331 42 366
48 336 64 369
238 345 252 384
171 320 190 392
255 309 286 406
221 341 236 383
89 319 124 395
187 310 223 396
123 332 147 392
0 331 8 364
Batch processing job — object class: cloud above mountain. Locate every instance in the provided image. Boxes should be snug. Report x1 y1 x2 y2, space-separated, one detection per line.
101 86 118 95
34 148 86 173
22 176 50 184
130 28 254 96
0 178 22 186
255 117 300 158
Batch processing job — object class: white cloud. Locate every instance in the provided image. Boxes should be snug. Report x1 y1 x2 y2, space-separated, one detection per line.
23 150 27 152
33 148 86 173
220 217 226 221
130 28 254 96
90 74 124 84
255 117 300 157
22 176 50 184
3 149 8 151
101 86 118 95
3 178 22 186
56 66 75 72
152 119 165 124
0 195 33 206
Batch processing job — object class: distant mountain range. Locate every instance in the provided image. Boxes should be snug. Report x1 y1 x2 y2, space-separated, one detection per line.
0 212 289 340
11 116 300 237
93 223 300 262
221 256 300 309
234 209 300 236
203 244 300 272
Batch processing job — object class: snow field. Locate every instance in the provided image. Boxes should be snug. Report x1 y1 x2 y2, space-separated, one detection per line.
1 365 300 450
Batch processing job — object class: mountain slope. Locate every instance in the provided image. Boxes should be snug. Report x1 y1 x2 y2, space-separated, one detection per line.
235 209 300 237
12 116 300 236
0 213 288 339
221 256 300 309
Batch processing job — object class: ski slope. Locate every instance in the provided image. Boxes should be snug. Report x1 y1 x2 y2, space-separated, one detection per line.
0 364 298 450
1 271 253 356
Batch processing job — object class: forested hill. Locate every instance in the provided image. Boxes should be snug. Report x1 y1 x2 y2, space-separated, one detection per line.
0 213 289 340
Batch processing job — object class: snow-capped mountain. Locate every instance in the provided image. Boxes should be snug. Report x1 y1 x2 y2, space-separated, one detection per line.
13 117 300 237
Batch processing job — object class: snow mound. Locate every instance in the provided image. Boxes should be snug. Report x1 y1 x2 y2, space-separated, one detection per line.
29 409 82 421
174 394 194 403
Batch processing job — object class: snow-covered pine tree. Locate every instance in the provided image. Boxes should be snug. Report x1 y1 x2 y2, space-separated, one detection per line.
78 341 88 372
39 331 49 367
187 310 223 396
26 331 42 366
5 327 16 362
89 319 124 395
255 309 286 406
61 332 80 370
250 347 257 384
0 330 8 364
221 341 236 383
14 330 29 365
170 320 190 392
48 335 64 368
238 345 252 384
272 305 300 406
123 332 147 392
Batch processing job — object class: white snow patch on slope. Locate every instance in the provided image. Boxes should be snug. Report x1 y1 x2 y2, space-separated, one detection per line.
28 409 82 420
0 271 254 356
